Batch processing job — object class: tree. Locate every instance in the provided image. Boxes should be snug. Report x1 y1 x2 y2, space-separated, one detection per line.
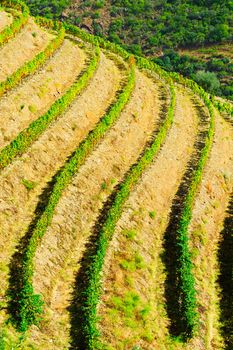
193 70 220 94
209 24 230 43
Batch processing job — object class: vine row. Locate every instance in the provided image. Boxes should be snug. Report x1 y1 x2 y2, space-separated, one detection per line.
217 194 233 350
162 95 212 339
0 44 100 171
2 0 219 341
10 61 135 332
0 18 65 97
212 97 233 119
167 74 215 338
72 82 175 350
130 57 215 339
0 0 29 45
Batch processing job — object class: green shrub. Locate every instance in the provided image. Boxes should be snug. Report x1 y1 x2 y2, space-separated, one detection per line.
21 178 37 190
193 70 220 94
149 211 156 219
24 0 70 19
120 253 145 272
122 229 137 240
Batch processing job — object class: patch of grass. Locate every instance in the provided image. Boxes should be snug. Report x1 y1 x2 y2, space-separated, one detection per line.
0 328 26 350
107 307 119 319
120 253 145 272
21 178 37 191
38 84 49 99
110 291 152 338
191 247 199 259
71 123 77 131
110 178 116 185
124 275 134 287
149 210 156 219
111 292 140 318
46 65 53 73
122 229 137 240
142 330 154 342
140 304 151 321
191 225 207 246
0 331 8 350
28 104 37 113
101 179 117 192
198 48 217 54
132 112 139 121
101 181 108 190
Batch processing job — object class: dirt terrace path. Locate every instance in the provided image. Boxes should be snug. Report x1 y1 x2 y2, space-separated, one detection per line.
0 38 86 149
0 52 121 326
0 10 12 31
0 18 53 82
186 114 233 350
23 71 167 350
98 87 203 350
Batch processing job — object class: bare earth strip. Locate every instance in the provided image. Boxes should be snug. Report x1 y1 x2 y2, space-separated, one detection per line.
0 38 86 149
0 18 53 82
25 71 166 349
186 114 233 350
98 87 201 350
0 11 13 31
0 52 121 325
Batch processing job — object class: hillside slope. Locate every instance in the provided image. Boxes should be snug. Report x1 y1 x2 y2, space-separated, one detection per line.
0 1 232 350
25 0 233 101
0 10 12 30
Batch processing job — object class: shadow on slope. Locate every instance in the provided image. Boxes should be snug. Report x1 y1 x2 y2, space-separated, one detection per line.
68 83 169 350
217 195 233 350
161 96 210 340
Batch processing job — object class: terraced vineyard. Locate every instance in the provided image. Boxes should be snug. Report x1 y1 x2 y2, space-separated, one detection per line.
0 2 232 350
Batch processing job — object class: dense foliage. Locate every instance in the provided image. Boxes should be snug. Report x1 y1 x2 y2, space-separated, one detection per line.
24 0 233 100
24 0 70 19
64 0 233 53
154 50 233 100
23 1 233 52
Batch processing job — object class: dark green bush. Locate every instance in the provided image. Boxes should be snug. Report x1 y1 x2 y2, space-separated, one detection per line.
25 0 70 19
193 70 220 94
